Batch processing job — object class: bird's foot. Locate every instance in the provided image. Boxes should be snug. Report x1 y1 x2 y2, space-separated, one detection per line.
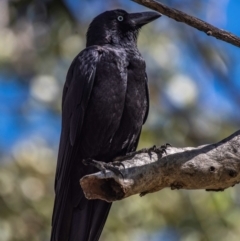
125 143 171 159
83 158 124 178
111 160 125 170
154 143 171 155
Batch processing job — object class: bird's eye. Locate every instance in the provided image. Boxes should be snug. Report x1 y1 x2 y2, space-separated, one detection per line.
117 16 124 22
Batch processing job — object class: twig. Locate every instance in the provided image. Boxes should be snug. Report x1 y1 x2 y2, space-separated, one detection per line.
80 130 240 202
132 0 240 48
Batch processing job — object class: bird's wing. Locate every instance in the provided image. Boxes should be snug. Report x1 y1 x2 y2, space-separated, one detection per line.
143 72 149 124
55 47 100 187
51 46 102 241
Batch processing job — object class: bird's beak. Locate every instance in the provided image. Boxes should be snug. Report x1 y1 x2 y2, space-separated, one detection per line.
128 11 161 27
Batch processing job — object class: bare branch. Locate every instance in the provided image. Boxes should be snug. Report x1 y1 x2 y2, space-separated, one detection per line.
132 0 240 48
80 130 240 202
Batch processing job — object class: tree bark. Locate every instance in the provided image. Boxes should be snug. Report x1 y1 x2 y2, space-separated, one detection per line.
80 130 240 202
132 0 240 48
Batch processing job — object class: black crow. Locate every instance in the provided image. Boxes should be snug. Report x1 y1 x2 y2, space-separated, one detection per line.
51 9 161 241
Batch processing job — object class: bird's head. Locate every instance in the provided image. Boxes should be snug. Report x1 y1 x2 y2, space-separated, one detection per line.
86 9 161 47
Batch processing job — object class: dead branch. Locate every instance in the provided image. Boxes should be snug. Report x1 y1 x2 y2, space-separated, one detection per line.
80 130 240 202
132 0 240 48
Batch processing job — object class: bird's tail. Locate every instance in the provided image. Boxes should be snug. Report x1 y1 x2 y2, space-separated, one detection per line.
69 200 112 241
51 185 111 241
51 158 112 241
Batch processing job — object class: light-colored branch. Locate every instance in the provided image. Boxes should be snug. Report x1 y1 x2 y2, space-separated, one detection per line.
132 0 240 48
80 130 240 202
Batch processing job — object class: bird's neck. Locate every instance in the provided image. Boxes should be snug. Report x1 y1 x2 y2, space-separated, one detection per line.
86 30 139 49
111 30 138 48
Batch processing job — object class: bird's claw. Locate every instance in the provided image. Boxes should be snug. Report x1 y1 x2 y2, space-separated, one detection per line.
152 143 171 155
83 158 124 178
144 143 171 156
124 143 171 160
112 161 125 170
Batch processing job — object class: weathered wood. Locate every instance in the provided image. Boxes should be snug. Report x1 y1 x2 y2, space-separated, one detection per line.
80 130 240 202
132 0 240 48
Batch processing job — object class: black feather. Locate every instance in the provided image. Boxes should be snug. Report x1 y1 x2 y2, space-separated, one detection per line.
51 9 160 241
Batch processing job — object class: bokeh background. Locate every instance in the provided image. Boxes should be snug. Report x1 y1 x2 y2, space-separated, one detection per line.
0 0 240 240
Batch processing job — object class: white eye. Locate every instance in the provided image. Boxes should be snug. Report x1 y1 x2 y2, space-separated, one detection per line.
117 16 124 21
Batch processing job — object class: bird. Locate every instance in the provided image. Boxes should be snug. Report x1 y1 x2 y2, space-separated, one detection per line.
50 9 161 241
